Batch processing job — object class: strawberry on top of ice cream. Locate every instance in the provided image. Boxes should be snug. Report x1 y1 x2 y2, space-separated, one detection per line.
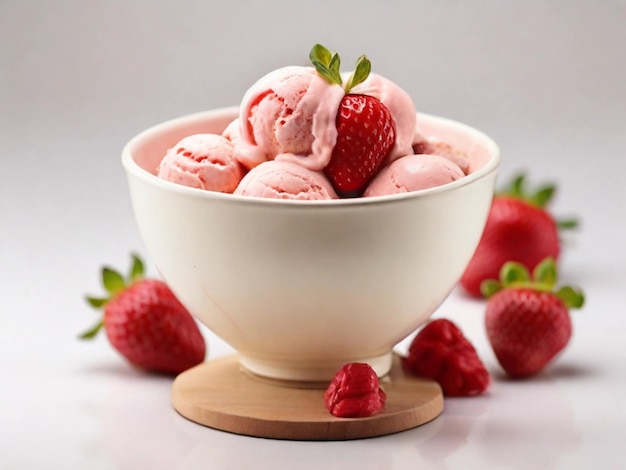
157 43 471 200
307 44 402 197
349 72 416 164
235 44 419 197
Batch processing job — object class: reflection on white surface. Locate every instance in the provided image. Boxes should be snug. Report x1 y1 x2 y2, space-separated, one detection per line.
79 367 191 469
414 395 491 463
155 369 583 470
475 379 579 469
159 361 585 470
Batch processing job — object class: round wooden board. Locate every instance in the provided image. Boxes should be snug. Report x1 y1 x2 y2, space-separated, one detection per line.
171 354 443 441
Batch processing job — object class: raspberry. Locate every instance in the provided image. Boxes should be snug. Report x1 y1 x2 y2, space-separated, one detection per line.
404 319 490 397
324 363 386 418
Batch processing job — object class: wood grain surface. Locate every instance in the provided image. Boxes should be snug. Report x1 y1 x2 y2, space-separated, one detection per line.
172 354 443 440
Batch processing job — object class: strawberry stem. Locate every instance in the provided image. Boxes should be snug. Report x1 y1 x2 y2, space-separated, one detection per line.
309 44 371 92
533 258 557 287
102 267 126 295
498 172 555 209
79 254 147 341
78 319 104 340
129 253 145 282
502 261 531 285
310 44 342 86
343 55 371 93
556 286 585 308
557 217 579 230
480 257 585 309
529 184 555 207
85 296 108 308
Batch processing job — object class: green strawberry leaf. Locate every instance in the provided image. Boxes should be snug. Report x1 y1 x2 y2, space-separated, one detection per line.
81 253 149 343
480 279 502 298
344 55 371 93
311 62 333 83
310 43 332 67
78 320 104 340
329 52 341 79
499 172 557 208
310 44 372 92
310 44 342 85
530 184 555 208
129 253 144 282
556 286 585 309
488 256 585 310
557 217 579 230
508 173 526 198
85 296 108 308
102 267 126 295
533 257 557 289
500 261 531 287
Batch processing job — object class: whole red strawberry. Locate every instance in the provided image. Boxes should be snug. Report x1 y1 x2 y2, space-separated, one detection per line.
310 44 396 197
324 363 386 418
79 254 206 375
460 174 577 297
481 258 584 378
403 318 490 397
325 94 395 196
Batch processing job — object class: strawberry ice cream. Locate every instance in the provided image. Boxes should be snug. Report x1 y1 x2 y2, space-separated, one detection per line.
222 118 241 146
236 66 345 171
157 134 243 192
413 136 470 175
234 159 338 200
364 154 465 197
154 43 475 200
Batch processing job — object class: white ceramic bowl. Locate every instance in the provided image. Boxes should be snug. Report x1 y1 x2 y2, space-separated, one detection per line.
122 107 500 382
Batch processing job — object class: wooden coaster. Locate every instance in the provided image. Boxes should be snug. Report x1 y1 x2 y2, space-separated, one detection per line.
171 354 443 440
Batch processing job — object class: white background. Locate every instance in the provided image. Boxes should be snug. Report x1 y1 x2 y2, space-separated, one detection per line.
1 1 625 469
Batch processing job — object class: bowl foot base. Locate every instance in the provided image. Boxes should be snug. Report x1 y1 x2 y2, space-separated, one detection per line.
171 354 443 440
238 350 394 383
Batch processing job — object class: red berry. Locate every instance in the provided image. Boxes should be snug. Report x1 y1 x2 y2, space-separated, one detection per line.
404 319 490 397
460 173 579 298
324 363 386 418
80 254 206 375
486 288 571 378
481 259 584 378
324 94 396 197
461 196 559 297
103 279 205 374
308 44 398 197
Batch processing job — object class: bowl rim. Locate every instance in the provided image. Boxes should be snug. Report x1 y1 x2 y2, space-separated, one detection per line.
121 106 501 208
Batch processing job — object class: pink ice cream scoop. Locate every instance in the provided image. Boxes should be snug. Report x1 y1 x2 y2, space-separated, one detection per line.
222 118 241 145
234 159 338 200
236 66 345 171
412 136 470 175
364 154 465 197
157 134 243 193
